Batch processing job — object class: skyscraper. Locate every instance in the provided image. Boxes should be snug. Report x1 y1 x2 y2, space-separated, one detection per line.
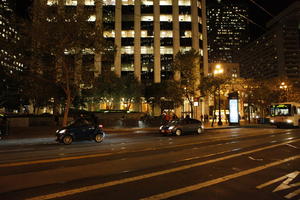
43 0 208 84
239 1 300 86
206 0 250 63
0 0 23 73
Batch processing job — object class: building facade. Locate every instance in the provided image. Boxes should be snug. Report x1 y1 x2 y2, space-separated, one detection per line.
41 0 209 117
0 0 23 73
239 1 300 86
44 0 208 84
206 0 250 63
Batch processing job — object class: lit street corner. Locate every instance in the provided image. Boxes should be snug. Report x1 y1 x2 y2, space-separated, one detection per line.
0 127 299 200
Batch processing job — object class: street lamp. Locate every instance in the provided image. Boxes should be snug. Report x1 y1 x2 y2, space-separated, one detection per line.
279 82 288 101
214 64 223 126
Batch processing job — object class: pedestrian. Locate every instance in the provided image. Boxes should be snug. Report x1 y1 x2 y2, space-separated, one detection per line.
200 115 204 122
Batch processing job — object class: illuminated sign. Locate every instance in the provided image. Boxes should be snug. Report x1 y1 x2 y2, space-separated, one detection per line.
229 99 239 123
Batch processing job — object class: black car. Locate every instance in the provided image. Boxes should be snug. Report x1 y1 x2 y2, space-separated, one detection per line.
159 118 204 136
56 118 105 145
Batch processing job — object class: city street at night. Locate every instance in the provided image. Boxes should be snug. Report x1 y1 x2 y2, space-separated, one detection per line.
0 127 299 200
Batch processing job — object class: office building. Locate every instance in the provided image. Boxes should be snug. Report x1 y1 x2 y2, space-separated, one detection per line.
207 0 250 63
0 0 23 73
43 0 208 84
239 1 300 86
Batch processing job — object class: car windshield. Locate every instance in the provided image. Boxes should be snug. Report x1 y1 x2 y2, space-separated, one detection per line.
270 104 292 116
68 118 92 127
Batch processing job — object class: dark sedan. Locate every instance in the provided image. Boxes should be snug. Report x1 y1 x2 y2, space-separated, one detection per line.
56 118 105 145
159 118 204 136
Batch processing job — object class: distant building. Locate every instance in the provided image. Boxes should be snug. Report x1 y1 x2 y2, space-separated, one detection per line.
0 0 23 73
239 1 300 86
207 0 250 63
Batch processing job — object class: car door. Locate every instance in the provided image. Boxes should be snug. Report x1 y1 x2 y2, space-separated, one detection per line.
73 119 91 139
189 119 201 132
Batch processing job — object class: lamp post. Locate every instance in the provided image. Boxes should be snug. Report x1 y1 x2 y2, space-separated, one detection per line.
214 64 223 126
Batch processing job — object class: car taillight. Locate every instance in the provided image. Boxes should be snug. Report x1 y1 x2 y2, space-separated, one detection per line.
99 124 103 128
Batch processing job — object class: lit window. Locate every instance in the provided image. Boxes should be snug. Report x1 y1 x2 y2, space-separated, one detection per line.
103 0 115 5
85 0 94 5
122 0 134 5
199 33 203 40
141 15 153 21
141 46 154 54
198 16 202 24
141 0 153 5
160 46 173 55
160 15 172 22
121 46 134 54
160 0 172 5
141 30 148 37
88 15 96 21
183 31 192 38
65 0 77 6
103 30 115 37
180 46 192 52
122 30 135 37
160 30 172 38
178 0 190 6
47 0 58 5
179 15 191 22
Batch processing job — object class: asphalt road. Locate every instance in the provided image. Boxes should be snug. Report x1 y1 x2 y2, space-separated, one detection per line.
0 128 299 200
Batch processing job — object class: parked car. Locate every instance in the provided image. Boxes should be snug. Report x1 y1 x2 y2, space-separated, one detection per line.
56 118 105 145
0 114 9 139
159 118 204 136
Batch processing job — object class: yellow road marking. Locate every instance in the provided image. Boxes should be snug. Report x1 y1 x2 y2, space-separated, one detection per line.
25 139 300 200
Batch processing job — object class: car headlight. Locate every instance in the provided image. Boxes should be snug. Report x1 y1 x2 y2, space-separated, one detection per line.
287 119 293 123
168 126 175 130
270 119 274 123
58 129 66 134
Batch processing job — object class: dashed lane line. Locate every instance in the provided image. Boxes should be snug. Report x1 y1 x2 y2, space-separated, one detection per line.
25 139 300 200
140 155 300 200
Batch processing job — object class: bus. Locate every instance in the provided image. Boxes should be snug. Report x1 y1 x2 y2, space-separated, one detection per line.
270 102 300 128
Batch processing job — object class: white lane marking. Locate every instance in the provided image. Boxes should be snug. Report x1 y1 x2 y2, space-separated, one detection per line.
248 156 263 161
257 171 300 199
256 171 299 191
25 140 300 200
140 156 300 200
285 188 300 199
286 143 298 149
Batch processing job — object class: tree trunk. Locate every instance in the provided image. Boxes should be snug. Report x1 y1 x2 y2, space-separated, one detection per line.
62 90 71 127
189 101 194 118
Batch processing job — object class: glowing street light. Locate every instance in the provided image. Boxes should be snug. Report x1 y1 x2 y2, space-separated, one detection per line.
214 64 223 126
279 82 287 89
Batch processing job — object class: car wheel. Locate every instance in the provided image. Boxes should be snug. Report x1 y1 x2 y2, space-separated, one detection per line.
94 133 104 143
175 129 182 136
197 127 203 134
63 135 73 145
